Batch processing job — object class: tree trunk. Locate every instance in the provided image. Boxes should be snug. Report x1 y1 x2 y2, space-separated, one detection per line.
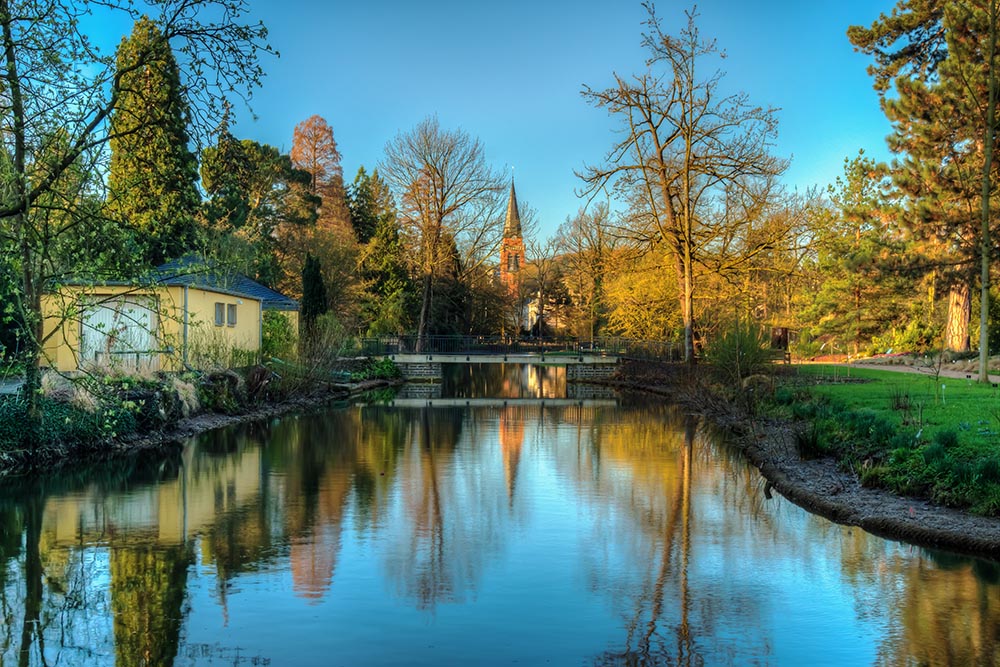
416 272 433 354
945 283 971 352
980 0 999 382
683 246 695 365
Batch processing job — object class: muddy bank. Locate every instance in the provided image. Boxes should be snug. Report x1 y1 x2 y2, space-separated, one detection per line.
0 378 400 478
605 360 1000 561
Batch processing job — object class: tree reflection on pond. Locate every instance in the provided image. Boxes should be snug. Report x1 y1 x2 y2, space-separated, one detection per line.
0 366 998 665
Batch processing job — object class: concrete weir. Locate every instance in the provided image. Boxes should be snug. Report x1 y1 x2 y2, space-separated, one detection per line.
387 353 619 381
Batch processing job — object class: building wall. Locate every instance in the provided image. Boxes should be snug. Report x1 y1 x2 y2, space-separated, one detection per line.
499 237 526 294
41 285 263 372
183 288 262 368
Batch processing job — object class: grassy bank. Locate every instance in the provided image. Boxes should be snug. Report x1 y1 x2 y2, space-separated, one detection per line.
772 364 1000 515
0 356 401 472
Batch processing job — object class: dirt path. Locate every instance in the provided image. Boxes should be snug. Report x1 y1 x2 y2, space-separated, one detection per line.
831 358 1000 383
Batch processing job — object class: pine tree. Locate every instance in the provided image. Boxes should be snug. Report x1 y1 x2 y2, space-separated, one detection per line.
850 1 1000 371
301 253 328 334
360 186 416 335
348 167 378 244
799 153 921 355
109 16 202 266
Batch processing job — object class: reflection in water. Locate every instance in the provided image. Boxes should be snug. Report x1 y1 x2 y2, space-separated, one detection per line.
443 362 566 398
0 365 998 665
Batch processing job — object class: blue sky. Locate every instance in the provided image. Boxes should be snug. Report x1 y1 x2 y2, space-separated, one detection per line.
106 1 899 238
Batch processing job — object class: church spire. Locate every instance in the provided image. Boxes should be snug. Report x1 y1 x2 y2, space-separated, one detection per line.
503 180 521 238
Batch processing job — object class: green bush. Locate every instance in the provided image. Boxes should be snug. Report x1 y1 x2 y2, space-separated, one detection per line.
773 386 795 405
263 310 297 359
934 429 959 449
977 457 1000 485
351 357 401 381
795 423 826 459
0 395 139 451
867 316 937 355
922 442 947 464
704 320 773 386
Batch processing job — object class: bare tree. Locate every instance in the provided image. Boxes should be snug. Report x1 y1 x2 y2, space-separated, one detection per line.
380 117 504 349
525 234 560 336
556 203 619 341
579 4 786 362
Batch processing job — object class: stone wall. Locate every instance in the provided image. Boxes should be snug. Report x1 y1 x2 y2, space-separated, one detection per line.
398 362 442 380
566 363 618 382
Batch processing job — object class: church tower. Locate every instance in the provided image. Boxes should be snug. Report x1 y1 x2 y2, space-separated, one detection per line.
499 180 526 295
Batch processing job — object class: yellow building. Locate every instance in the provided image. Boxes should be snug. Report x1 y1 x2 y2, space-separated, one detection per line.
42 257 299 373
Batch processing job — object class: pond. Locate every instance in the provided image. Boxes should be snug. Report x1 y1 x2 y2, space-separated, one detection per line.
1 363 998 666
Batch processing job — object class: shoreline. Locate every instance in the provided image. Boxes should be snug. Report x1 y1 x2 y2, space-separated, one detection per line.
0 378 401 479
604 361 1000 561
8 362 1000 561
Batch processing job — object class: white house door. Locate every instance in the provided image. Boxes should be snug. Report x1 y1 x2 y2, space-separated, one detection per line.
79 297 159 371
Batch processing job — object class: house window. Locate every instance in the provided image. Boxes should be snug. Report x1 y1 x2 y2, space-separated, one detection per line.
227 303 237 327
214 302 225 326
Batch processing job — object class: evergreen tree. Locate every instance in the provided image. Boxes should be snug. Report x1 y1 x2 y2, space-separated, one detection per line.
850 1 1000 369
348 167 379 244
798 153 923 355
109 16 201 266
201 129 319 288
361 206 416 336
301 253 328 334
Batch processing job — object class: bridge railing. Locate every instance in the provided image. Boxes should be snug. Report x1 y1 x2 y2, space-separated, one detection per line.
360 336 681 361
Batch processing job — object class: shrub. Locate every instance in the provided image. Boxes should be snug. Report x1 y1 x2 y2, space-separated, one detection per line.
977 457 1000 485
773 386 795 406
795 423 826 459
934 429 959 449
198 370 245 414
301 312 357 363
262 310 297 360
351 357 401 381
171 377 200 417
922 442 947 464
704 320 773 386
888 386 910 412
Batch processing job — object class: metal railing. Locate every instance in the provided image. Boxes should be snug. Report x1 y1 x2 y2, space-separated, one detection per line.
360 336 681 362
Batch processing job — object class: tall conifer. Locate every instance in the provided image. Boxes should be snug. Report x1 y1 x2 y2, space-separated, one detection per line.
301 253 328 333
109 17 201 266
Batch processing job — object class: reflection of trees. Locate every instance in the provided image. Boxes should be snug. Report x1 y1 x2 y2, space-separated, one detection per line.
444 363 566 399
384 406 515 610
869 553 1000 666
569 406 771 665
110 544 192 667
4 396 1000 664
17 497 42 667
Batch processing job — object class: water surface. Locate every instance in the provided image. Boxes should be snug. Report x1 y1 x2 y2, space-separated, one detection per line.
1 363 998 666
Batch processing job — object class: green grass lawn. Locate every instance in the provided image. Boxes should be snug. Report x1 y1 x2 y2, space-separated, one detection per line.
772 364 1000 515
795 364 1000 439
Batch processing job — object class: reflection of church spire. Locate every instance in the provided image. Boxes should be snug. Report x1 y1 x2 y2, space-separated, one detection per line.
499 409 524 507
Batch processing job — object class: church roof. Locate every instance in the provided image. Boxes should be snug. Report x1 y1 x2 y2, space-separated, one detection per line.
503 181 521 238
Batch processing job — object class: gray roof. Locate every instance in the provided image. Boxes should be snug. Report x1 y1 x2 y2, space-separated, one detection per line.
503 181 521 238
155 256 300 312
